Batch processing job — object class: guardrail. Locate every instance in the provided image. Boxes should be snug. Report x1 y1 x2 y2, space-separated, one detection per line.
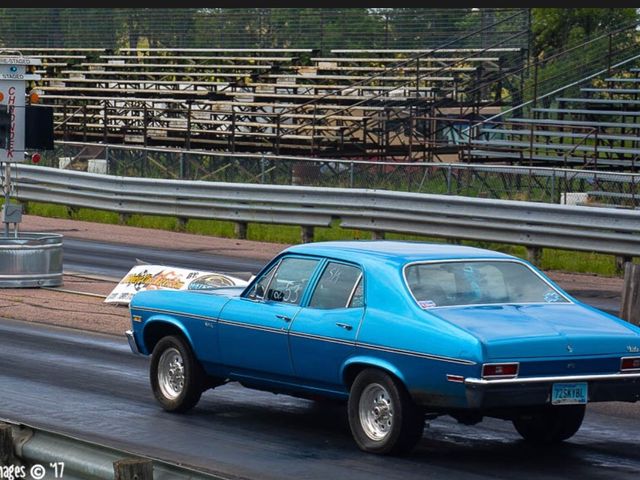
12 164 640 261
47 141 640 208
0 421 223 480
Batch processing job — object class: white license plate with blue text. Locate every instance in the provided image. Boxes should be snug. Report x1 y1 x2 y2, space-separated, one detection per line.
551 382 588 405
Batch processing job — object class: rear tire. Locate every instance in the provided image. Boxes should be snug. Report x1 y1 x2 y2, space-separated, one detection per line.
512 405 585 443
348 368 424 455
150 335 205 413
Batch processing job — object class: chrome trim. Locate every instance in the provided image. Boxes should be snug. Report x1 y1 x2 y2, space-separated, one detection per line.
131 306 213 322
219 318 287 334
253 258 282 301
125 330 142 355
290 330 355 346
358 342 477 366
132 306 472 365
465 372 640 386
346 272 364 308
402 258 573 310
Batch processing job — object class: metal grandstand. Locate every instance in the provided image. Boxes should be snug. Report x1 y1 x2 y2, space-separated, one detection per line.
1 9 531 163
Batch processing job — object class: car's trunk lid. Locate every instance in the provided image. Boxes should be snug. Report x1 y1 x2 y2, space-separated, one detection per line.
429 303 640 359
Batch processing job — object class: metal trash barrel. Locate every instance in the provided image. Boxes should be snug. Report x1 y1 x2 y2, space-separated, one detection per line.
0 233 63 287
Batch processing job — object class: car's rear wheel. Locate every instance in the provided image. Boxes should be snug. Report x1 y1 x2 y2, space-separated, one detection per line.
348 368 424 454
512 404 585 443
150 335 205 413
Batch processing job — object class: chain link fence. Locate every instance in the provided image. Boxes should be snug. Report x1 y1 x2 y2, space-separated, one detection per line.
0 8 529 53
33 142 640 208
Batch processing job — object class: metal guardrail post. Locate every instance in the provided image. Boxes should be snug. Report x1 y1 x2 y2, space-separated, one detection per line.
621 262 640 325
0 424 14 466
114 458 153 480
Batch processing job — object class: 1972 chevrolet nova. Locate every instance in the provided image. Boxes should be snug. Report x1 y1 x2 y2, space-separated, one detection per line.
126 241 640 454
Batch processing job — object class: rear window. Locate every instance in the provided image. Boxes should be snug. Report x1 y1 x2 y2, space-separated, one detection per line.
404 260 569 308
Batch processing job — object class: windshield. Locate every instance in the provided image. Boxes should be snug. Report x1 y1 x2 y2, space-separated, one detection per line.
404 260 569 308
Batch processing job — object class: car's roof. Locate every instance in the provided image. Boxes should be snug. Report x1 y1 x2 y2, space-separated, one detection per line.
284 240 515 266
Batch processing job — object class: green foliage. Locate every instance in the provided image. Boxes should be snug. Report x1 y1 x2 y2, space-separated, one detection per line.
532 8 638 57
0 8 529 52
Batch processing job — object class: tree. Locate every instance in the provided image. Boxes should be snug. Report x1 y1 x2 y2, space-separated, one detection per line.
532 8 638 57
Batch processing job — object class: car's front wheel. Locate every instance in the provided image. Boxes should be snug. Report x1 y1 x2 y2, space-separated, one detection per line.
348 368 424 454
512 404 585 443
150 335 205 413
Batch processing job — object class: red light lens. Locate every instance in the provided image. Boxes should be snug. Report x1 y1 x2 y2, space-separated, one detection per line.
482 363 519 378
621 357 640 371
31 153 41 164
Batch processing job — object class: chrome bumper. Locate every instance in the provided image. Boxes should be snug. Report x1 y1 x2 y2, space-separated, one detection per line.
464 372 640 409
125 329 142 355
466 372 640 386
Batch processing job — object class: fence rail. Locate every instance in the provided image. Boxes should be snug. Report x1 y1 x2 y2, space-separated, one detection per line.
0 421 221 480
43 141 640 208
12 164 640 259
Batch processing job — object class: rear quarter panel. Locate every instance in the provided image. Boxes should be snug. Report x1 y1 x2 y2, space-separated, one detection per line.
352 259 483 408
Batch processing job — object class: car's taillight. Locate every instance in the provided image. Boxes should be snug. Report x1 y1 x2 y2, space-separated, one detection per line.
620 357 640 372
482 363 519 379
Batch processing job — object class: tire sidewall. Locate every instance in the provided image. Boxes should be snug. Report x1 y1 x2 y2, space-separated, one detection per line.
150 335 202 412
347 369 410 454
513 404 585 443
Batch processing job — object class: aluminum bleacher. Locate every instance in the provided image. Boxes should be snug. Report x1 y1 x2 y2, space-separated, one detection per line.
465 64 640 170
28 45 523 158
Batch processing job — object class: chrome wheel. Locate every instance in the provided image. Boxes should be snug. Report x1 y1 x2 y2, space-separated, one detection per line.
157 347 185 400
359 383 394 441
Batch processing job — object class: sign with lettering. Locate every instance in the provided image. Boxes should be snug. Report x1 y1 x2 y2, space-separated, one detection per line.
105 264 250 304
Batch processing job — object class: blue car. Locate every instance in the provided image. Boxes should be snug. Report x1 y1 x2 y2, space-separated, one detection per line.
126 241 640 454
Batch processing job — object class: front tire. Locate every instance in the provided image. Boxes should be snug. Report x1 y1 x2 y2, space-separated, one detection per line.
512 404 585 443
150 335 205 413
348 369 424 455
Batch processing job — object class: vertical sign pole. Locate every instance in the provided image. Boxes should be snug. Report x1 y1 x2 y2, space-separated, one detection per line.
2 162 8 238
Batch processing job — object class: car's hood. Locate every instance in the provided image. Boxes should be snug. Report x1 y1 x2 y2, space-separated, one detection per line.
196 286 245 296
130 288 235 320
429 303 640 359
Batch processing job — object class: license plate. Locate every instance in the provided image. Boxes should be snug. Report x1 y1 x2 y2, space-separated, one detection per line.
551 382 588 405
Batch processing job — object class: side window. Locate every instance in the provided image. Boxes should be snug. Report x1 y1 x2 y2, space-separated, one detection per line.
246 262 278 300
309 262 363 309
266 257 320 305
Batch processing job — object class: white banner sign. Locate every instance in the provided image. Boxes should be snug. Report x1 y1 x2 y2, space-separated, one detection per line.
105 264 250 305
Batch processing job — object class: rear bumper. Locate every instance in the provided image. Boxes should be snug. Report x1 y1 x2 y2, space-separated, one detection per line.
464 372 640 409
125 329 142 355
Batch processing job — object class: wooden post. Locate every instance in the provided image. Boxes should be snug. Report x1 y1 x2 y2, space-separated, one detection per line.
620 262 640 326
616 255 633 276
526 246 542 266
113 458 153 480
176 217 188 232
234 222 248 240
301 226 314 243
118 213 130 225
0 424 15 466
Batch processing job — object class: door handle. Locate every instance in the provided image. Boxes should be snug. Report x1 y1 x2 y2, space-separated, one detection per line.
276 314 292 322
336 322 353 331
